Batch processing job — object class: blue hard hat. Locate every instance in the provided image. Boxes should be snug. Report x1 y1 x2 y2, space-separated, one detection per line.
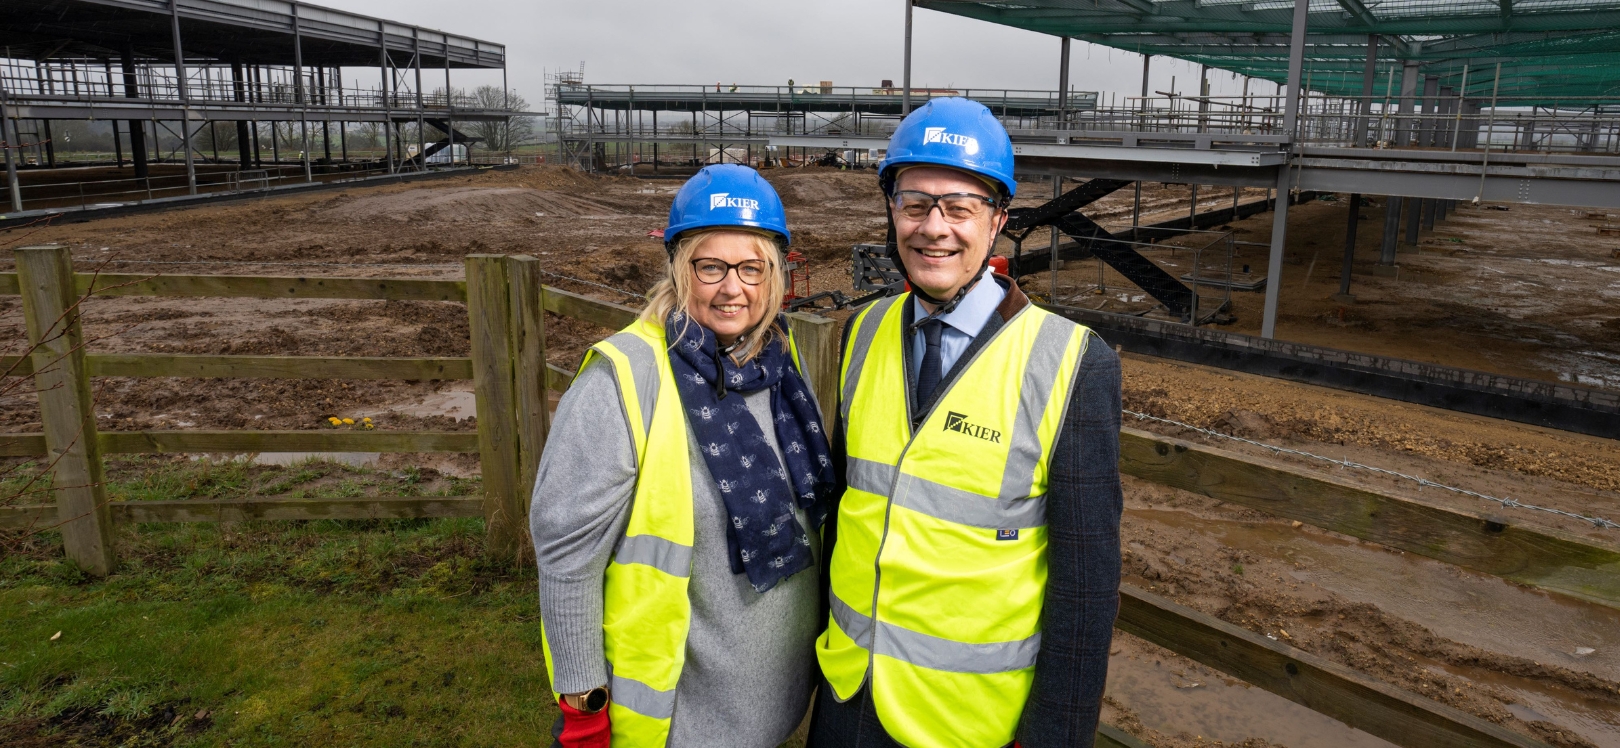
665 164 790 250
879 97 1016 201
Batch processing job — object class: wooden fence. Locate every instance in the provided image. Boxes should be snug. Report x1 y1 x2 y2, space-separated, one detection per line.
0 245 841 573
4 244 1614 747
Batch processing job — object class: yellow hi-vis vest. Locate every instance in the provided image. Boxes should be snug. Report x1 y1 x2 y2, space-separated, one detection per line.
542 317 808 748
816 294 1089 748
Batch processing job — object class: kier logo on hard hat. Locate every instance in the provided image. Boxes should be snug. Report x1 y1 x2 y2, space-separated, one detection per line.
710 193 761 211
923 127 980 155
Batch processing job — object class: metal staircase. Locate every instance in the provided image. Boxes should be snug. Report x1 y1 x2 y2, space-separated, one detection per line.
1004 179 1194 320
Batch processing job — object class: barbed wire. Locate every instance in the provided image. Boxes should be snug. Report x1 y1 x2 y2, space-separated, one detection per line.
1123 408 1620 531
537 269 646 302
47 257 650 301
64 258 464 269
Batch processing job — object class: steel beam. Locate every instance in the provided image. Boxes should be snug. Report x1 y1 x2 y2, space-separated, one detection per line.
1296 158 1620 208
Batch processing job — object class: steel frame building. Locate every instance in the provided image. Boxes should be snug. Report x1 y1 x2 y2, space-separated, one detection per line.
550 83 1101 172
775 0 1620 339
0 0 533 213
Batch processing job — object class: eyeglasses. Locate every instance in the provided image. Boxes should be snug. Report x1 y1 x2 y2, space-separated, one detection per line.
690 257 771 285
891 190 998 224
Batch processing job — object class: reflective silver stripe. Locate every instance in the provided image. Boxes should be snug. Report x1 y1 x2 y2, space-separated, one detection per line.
847 457 897 497
835 593 1041 675
610 672 676 720
998 314 1077 501
891 472 1047 529
602 331 660 437
612 534 692 578
831 593 875 649
875 622 1042 675
840 295 899 424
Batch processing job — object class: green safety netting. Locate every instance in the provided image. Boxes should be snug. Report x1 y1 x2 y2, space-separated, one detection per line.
918 0 1620 103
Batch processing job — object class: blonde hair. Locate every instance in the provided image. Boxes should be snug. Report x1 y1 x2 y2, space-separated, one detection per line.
640 229 787 364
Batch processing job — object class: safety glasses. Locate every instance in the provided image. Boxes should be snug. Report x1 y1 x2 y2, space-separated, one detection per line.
891 190 998 224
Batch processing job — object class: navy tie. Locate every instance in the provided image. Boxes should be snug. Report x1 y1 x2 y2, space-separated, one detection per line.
916 319 945 410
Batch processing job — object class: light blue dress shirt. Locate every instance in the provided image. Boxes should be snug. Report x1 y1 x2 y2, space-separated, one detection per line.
910 267 1006 384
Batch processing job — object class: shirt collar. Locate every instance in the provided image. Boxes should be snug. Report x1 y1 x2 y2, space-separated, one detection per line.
910 267 1005 338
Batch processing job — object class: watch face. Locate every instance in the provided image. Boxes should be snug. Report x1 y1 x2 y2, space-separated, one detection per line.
585 688 610 712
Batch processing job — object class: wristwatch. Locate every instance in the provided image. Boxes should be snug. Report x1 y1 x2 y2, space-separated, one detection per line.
562 686 610 714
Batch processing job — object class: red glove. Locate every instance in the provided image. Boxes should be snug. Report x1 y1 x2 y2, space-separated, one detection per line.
557 698 611 748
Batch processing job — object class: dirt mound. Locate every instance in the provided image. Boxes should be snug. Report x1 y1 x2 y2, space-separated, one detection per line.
316 186 622 224
769 169 883 208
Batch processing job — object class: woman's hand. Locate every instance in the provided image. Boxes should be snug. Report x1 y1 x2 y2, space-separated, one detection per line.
556 693 611 748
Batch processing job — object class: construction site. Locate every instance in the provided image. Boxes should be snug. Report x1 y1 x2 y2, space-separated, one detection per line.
3 0 1620 747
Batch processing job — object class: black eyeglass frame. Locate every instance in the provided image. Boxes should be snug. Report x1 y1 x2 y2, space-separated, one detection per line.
890 190 1002 223
689 257 772 286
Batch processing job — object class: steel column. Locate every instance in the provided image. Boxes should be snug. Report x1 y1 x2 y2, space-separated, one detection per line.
0 86 21 212
445 52 454 165
1338 193 1360 299
414 28 425 173
121 43 149 180
1380 197 1401 266
380 21 393 174
1404 196 1420 245
1398 62 1419 146
1260 0 1310 339
1057 36 1070 124
1421 75 1440 147
170 0 197 194
295 4 311 182
1358 36 1379 146
232 62 250 169
902 0 914 115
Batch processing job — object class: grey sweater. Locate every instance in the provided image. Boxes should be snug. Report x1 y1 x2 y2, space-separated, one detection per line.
531 358 820 748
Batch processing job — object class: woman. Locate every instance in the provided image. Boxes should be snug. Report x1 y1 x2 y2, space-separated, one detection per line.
531 164 836 748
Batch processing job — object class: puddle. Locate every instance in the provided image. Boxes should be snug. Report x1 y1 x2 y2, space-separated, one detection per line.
1107 642 1395 747
1128 507 1620 746
392 389 477 420
252 452 380 468
385 386 477 421
1420 656 1620 748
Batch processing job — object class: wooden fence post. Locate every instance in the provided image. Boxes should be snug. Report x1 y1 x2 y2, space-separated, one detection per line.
466 255 525 563
506 256 549 560
785 312 840 427
14 245 114 576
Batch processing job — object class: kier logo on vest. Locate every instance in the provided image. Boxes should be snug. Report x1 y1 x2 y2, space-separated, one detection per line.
942 411 1002 443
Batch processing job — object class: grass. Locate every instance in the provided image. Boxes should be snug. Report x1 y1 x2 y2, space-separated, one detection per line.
0 457 557 747
1 455 483 506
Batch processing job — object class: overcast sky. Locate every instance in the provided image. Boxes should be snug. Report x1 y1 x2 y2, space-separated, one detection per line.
315 0 1275 111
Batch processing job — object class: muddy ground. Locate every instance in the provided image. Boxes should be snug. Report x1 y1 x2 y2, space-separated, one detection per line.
3 165 1618 746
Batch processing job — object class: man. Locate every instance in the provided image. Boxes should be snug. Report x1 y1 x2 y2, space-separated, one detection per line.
809 97 1122 748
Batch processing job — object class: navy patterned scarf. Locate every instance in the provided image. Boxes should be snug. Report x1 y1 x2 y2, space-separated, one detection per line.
666 310 836 593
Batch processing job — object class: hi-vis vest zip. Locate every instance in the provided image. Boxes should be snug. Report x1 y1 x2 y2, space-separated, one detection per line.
542 317 806 748
816 294 1089 748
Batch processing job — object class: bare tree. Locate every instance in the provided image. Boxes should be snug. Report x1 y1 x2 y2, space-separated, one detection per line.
462 86 537 153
